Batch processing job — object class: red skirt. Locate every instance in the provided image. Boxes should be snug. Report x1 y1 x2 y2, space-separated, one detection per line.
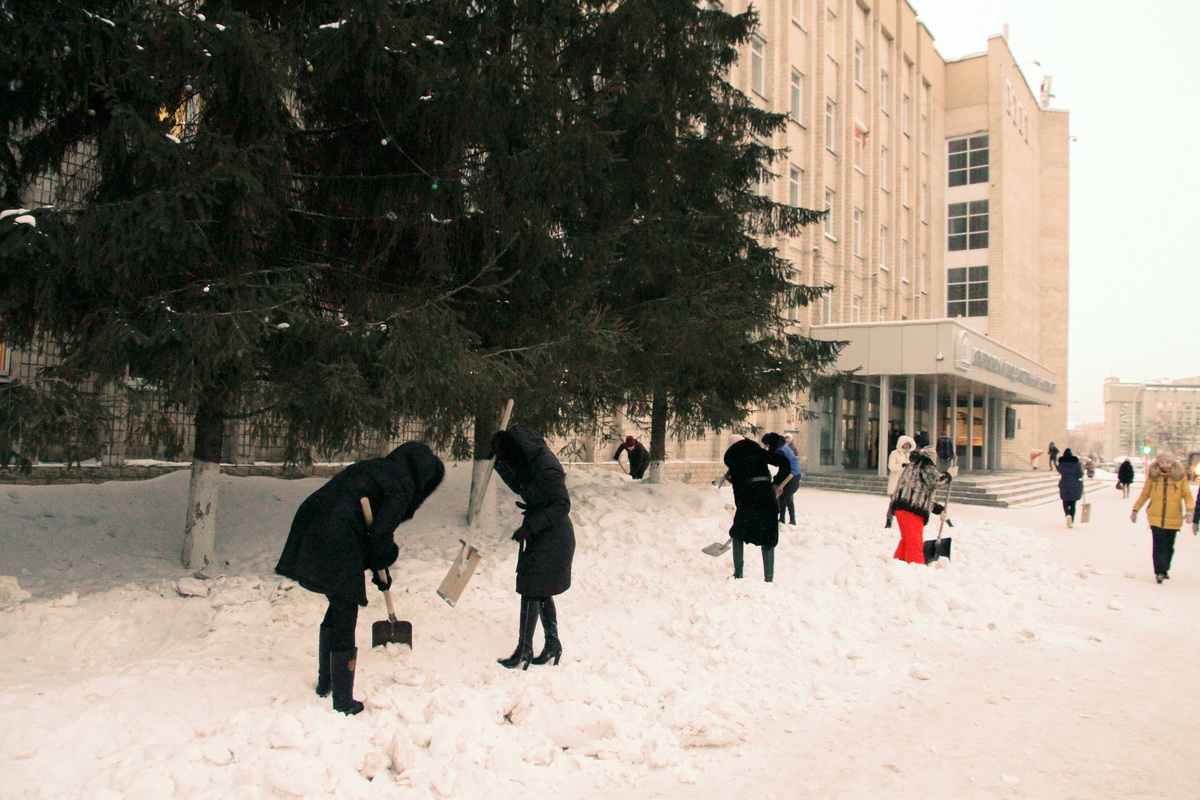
892 509 927 564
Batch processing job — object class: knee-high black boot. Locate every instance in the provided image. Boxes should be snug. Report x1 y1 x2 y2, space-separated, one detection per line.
762 546 775 583
498 596 539 670
315 625 333 697
732 538 744 579
330 648 364 715
531 597 562 666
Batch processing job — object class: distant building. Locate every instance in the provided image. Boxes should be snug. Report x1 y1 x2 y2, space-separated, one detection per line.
1103 377 1200 462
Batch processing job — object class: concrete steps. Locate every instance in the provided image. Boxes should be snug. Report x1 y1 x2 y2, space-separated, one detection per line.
800 469 1108 509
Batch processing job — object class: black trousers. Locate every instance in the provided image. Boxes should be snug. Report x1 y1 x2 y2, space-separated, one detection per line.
1061 499 1077 519
322 595 359 652
777 480 799 524
1150 526 1178 576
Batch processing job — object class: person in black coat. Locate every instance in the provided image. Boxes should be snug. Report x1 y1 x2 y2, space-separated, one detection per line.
1056 447 1084 528
722 435 790 582
613 435 651 480
491 425 576 670
1117 458 1135 499
275 442 445 714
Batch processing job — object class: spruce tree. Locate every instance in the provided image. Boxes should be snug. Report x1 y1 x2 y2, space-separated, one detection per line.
0 1 481 566
565 0 843 479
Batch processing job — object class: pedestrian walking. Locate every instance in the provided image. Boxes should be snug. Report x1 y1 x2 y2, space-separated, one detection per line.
1116 458 1135 499
492 425 576 669
762 432 801 526
1056 448 1084 528
886 446 955 564
1130 451 1195 583
723 434 790 581
887 435 916 496
613 435 650 480
275 442 446 715
1047 441 1059 469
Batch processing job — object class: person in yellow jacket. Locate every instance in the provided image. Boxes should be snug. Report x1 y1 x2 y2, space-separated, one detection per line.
1130 451 1196 584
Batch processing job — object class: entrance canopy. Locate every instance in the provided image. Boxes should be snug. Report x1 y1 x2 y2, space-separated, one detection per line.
811 318 1057 407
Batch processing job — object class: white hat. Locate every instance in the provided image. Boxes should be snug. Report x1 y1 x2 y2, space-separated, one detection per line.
727 434 745 447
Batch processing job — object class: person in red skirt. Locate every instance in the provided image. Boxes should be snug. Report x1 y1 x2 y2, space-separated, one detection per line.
885 445 956 563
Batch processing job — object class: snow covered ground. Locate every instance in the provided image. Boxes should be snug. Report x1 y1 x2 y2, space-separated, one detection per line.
1 464 1197 799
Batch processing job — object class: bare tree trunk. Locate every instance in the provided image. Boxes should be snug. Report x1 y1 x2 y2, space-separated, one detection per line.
182 395 224 570
467 400 515 527
648 389 668 484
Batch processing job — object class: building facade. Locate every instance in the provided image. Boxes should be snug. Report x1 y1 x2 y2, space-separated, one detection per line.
1103 377 1200 464
721 0 1070 474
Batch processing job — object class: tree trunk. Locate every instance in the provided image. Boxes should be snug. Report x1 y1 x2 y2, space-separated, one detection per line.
467 399 515 528
181 395 225 570
647 389 668 484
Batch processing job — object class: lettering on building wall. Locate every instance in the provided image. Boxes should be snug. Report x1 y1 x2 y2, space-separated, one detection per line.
955 331 1056 394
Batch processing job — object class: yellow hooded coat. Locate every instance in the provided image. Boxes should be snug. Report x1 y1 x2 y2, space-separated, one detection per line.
1132 460 1195 530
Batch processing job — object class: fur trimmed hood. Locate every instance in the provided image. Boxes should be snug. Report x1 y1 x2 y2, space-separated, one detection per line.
1147 460 1186 481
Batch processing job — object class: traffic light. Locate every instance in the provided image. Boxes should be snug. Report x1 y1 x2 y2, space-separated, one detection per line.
1142 436 1153 455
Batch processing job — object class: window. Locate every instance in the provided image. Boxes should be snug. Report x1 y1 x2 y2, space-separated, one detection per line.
825 98 837 151
880 70 889 112
824 188 836 238
751 35 766 96
822 289 832 325
902 93 910 135
921 181 928 222
901 239 909 280
880 145 888 189
854 42 864 84
947 266 989 317
948 200 989 251
879 225 889 268
902 165 910 206
790 69 804 123
948 135 989 186
853 208 863 256
853 126 866 168
852 295 861 322
792 0 805 27
789 165 803 206
827 11 836 59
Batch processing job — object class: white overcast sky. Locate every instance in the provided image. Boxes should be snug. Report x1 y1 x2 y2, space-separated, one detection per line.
908 0 1200 427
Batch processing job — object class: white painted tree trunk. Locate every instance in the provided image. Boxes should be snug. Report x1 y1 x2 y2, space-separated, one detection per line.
648 458 664 484
181 458 220 570
467 458 498 531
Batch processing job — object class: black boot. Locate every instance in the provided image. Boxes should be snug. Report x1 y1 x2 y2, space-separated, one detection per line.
315 626 333 698
732 538 744 579
762 546 775 583
498 596 538 670
330 648 364 715
531 597 562 666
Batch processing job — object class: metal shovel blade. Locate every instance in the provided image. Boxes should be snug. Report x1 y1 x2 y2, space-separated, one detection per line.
437 540 482 607
923 537 952 564
702 538 733 557
372 617 413 648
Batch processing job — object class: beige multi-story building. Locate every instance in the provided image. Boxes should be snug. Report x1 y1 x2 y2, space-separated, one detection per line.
1103 378 1200 465
717 0 1070 474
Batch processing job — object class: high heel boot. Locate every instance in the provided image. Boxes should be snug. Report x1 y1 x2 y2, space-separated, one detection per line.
330 648 364 715
531 597 562 666
497 596 539 670
315 625 332 697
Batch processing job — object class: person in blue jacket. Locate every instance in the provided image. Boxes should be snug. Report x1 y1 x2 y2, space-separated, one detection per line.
762 432 801 525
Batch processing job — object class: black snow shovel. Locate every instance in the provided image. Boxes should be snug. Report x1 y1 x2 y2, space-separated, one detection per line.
923 478 953 565
362 497 413 648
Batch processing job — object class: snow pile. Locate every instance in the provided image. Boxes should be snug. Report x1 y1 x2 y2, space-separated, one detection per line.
0 466 1097 798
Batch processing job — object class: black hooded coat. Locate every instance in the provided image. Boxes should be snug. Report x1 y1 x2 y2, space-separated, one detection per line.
724 438 788 548
492 425 575 597
275 442 445 607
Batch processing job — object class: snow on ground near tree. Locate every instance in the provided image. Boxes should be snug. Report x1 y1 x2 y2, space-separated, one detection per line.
1 465 1198 799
